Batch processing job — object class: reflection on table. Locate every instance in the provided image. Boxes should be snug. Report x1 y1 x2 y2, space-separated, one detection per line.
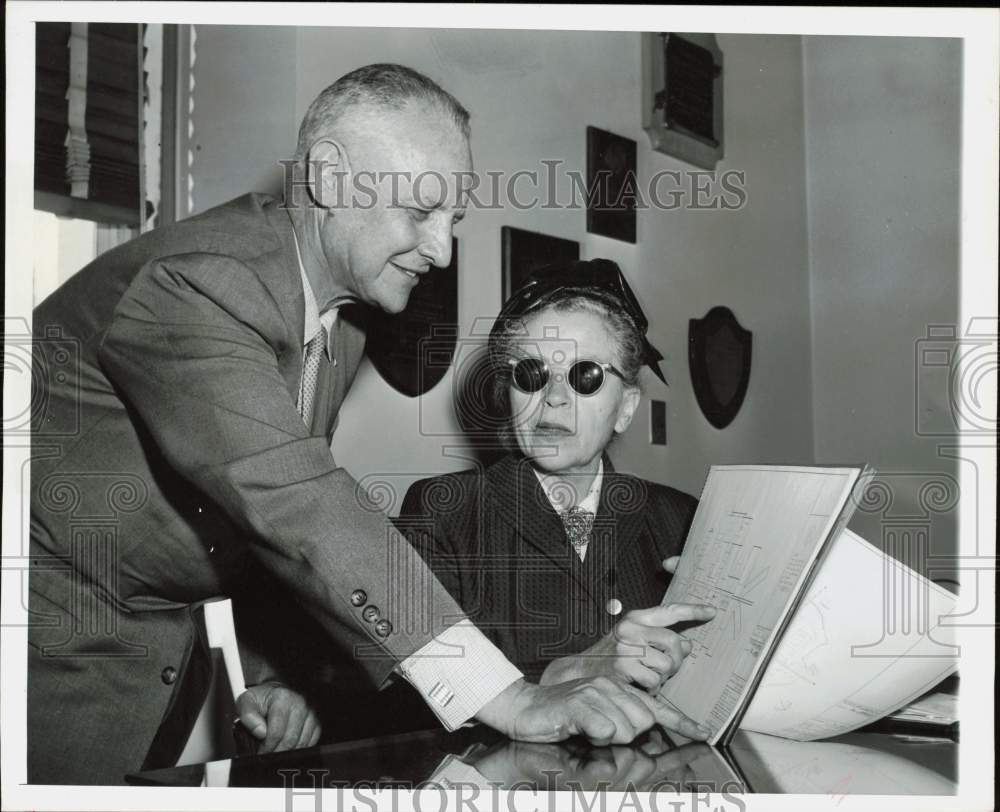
127 722 957 795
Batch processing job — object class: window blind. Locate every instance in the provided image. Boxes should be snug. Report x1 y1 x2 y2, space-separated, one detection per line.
34 22 145 225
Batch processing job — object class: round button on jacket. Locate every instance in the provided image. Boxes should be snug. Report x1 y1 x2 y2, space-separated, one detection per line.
161 666 178 685
362 605 381 623
374 619 392 638
350 589 368 607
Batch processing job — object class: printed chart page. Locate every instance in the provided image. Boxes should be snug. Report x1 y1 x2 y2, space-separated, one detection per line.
740 529 958 740
727 730 955 795
656 465 865 744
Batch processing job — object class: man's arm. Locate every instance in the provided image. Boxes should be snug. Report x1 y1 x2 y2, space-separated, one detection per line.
99 253 467 682
98 254 704 743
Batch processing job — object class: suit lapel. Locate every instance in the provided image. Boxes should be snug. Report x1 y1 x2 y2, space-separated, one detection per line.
483 457 654 620
256 199 307 402
581 471 649 603
253 199 368 435
310 305 367 440
309 352 336 438
484 456 597 596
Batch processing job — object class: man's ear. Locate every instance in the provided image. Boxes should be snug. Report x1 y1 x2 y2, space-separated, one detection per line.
614 386 641 434
305 138 349 211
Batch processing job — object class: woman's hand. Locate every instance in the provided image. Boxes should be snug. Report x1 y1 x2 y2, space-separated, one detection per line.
540 558 714 689
540 603 715 688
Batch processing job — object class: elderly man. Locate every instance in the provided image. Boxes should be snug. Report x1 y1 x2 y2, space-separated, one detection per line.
28 63 707 785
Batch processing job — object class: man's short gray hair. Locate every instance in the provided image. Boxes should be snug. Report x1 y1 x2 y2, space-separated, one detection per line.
296 63 471 158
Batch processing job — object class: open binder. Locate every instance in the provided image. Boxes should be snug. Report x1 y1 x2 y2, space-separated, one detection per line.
653 464 959 748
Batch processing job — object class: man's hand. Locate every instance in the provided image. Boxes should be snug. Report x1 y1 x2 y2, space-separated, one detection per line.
475 677 710 746
235 682 322 754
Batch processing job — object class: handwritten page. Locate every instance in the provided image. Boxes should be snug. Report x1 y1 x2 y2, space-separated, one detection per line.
740 528 958 740
656 465 866 744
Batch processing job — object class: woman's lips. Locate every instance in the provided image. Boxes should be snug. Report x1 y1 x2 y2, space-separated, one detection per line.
533 422 572 436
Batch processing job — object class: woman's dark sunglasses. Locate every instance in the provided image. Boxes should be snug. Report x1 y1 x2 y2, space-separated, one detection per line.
508 357 626 397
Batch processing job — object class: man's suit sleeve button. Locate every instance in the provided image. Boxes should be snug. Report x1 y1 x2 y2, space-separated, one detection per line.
374 619 392 638
362 605 381 623
161 666 178 685
350 589 368 607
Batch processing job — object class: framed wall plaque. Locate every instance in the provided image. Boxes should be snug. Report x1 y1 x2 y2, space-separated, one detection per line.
501 226 580 301
586 126 637 243
641 32 725 170
688 306 752 429
366 238 459 397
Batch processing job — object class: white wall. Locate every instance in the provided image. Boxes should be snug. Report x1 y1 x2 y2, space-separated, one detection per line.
189 25 297 213
623 33 814 496
32 211 97 305
187 27 816 513
803 37 961 571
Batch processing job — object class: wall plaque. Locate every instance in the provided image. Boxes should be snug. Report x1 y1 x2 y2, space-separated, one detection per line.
641 32 724 170
689 306 751 429
586 126 637 243
366 238 458 397
501 226 580 301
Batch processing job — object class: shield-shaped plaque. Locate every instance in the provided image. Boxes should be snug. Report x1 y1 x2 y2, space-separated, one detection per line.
366 238 459 397
688 306 752 429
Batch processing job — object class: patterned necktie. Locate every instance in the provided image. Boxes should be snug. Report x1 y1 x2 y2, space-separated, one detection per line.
559 506 596 557
298 325 328 427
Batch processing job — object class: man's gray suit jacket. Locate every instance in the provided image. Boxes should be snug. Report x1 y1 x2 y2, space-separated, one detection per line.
28 194 459 784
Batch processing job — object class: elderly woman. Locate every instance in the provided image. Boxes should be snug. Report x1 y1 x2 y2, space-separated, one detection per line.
398 259 715 689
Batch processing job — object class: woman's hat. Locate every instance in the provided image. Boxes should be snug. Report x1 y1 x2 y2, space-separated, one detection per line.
491 258 667 385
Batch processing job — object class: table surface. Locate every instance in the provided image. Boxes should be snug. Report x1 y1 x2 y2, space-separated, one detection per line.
128 721 958 795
